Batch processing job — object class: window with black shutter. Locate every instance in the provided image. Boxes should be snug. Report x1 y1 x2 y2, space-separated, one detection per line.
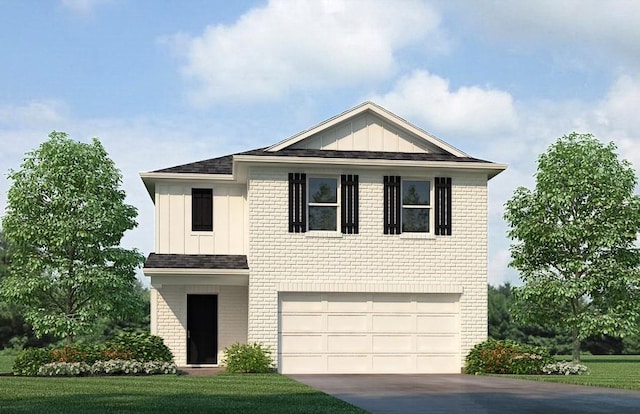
435 177 452 235
383 176 401 234
341 174 359 234
192 188 213 232
288 173 306 232
384 176 452 235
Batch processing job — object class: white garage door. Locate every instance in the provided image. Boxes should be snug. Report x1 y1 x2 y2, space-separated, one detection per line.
278 292 461 374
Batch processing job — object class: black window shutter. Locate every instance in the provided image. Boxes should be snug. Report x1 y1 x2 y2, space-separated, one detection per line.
341 174 359 234
192 188 213 231
288 173 306 233
383 176 401 234
435 177 452 235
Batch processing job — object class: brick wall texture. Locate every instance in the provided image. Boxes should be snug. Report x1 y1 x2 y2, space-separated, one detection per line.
247 166 489 368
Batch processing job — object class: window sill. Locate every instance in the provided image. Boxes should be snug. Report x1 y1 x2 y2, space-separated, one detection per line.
305 231 343 239
399 233 436 240
190 231 215 235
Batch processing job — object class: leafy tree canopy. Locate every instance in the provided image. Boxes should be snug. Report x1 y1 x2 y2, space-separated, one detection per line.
1 131 144 344
504 132 640 362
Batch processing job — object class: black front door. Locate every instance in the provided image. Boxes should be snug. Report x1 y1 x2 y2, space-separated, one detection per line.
187 295 218 364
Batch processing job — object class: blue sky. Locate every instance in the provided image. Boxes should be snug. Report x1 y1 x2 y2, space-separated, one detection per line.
2 0 640 286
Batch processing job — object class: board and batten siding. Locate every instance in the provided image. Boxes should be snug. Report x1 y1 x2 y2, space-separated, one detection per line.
247 166 488 370
289 112 444 153
155 183 248 255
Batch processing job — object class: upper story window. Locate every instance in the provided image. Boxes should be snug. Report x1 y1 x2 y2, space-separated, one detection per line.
289 173 359 234
192 188 213 232
308 177 338 231
385 176 451 236
402 180 431 233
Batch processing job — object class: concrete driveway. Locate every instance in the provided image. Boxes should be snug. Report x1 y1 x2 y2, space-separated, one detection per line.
290 374 640 414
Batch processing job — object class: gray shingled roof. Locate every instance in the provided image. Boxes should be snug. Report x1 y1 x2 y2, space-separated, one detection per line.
153 154 234 174
144 253 249 270
152 148 491 175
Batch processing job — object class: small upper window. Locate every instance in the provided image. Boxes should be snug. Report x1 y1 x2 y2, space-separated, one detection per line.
402 180 430 233
192 188 213 232
308 177 338 231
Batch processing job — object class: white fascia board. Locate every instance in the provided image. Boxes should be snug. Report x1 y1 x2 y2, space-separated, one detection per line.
143 268 249 276
139 172 235 182
234 154 507 178
139 172 237 199
265 102 469 157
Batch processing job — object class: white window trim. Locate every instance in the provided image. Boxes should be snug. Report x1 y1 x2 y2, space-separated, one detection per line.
307 176 340 233
401 178 434 234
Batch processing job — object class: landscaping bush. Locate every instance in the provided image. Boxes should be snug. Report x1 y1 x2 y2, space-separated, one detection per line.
12 332 174 375
12 348 53 376
36 360 177 376
106 332 173 362
542 361 589 376
465 338 553 374
223 342 273 373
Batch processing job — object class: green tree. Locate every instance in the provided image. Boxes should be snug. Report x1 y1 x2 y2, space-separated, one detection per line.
1 131 144 345
504 132 640 362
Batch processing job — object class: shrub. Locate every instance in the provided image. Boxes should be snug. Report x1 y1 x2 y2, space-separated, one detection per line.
12 348 53 376
465 339 553 375
223 342 273 373
51 345 102 364
542 361 589 376
36 360 177 376
105 332 173 362
38 362 90 377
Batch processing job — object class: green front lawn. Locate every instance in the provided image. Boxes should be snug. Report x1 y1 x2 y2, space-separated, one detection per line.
0 373 366 413
505 355 640 391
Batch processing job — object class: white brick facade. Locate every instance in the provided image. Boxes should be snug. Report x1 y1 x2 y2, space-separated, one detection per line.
152 285 248 366
247 167 488 367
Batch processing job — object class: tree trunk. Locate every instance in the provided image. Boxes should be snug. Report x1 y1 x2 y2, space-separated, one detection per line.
572 328 581 363
66 334 73 347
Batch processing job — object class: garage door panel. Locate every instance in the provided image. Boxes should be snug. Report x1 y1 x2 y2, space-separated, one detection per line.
372 335 413 352
327 293 369 312
416 335 458 352
281 334 324 352
280 355 325 373
372 314 413 332
373 355 413 372
416 294 459 312
281 314 324 332
417 355 460 373
327 355 370 373
416 314 458 333
328 335 370 353
327 314 368 331
372 293 413 312
280 293 324 312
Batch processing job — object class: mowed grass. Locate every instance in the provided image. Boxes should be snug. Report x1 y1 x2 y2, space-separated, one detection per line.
0 373 366 414
0 356 14 373
505 355 640 391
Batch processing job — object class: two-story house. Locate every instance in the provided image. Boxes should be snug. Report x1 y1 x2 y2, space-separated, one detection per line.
141 102 506 374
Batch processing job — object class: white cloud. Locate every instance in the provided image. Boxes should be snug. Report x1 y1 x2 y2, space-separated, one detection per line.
445 0 640 68
163 0 445 105
370 70 518 137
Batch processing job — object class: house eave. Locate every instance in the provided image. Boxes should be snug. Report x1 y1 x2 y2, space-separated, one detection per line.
234 154 507 179
139 172 236 199
143 268 249 276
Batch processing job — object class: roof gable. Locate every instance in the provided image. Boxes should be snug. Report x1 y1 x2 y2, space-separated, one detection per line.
266 102 468 157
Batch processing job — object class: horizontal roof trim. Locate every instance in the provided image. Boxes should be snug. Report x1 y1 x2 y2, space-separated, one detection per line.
144 268 249 276
234 154 507 177
144 253 249 270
